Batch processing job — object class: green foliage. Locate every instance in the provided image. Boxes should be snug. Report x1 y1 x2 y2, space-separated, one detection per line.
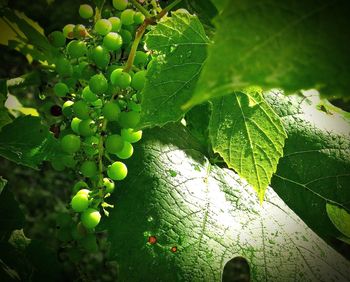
139 10 209 128
106 124 350 281
0 116 57 169
267 90 350 241
184 0 350 108
326 203 350 239
210 90 286 202
0 79 11 129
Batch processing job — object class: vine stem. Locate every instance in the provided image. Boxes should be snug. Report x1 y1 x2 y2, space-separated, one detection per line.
123 0 184 73
129 0 152 18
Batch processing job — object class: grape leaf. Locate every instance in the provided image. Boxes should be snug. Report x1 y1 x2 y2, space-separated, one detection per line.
209 90 286 202
139 10 209 128
0 116 57 169
184 0 350 109
326 203 350 238
105 124 350 281
265 90 350 242
0 80 11 130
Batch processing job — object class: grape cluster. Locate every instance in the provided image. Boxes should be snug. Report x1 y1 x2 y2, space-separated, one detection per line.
47 0 148 251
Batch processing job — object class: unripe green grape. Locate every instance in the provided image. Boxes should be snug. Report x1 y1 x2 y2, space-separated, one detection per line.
110 68 131 88
113 0 128 10
102 102 120 121
107 161 128 180
120 9 135 25
131 70 146 91
81 208 101 229
80 233 98 252
79 4 94 19
80 160 97 178
118 111 140 128
89 73 108 94
71 193 89 212
83 135 100 156
94 19 112 36
71 117 82 134
73 100 90 120
55 57 73 77
103 178 115 193
103 32 123 51
54 82 69 97
56 212 72 228
77 188 90 196
63 24 75 39
61 134 81 154
73 24 88 38
91 98 103 108
48 31 66 47
134 51 148 66
121 128 142 143
62 155 77 168
105 134 124 154
51 158 65 171
116 141 133 159
134 11 145 24
82 86 98 102
67 40 87 58
78 119 97 137
119 29 132 45
91 45 110 69
73 181 89 194
107 64 121 78
109 16 122 32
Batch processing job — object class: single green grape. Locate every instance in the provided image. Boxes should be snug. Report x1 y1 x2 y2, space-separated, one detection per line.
106 64 122 78
73 181 89 194
102 102 120 121
48 31 66 47
105 134 124 154
89 73 108 94
63 24 75 39
120 9 135 25
81 208 101 229
131 70 146 91
94 19 112 36
61 134 81 154
119 29 132 45
121 128 142 143
71 193 89 212
71 117 82 134
73 100 90 120
116 141 133 159
67 40 87 58
134 51 148 66
107 161 128 180
62 155 77 168
103 32 123 51
108 16 122 32
78 119 97 137
54 82 69 97
91 98 103 108
77 188 91 196
55 57 73 77
82 86 98 102
73 24 88 38
83 135 100 156
80 233 98 252
103 178 115 193
91 45 110 69
133 12 145 24
110 68 131 89
51 158 65 171
80 160 97 178
113 0 128 10
118 111 140 128
79 4 94 19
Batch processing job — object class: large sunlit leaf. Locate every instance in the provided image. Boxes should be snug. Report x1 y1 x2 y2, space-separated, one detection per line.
266 90 350 242
139 10 209 128
184 0 350 109
209 90 286 202
105 124 350 281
